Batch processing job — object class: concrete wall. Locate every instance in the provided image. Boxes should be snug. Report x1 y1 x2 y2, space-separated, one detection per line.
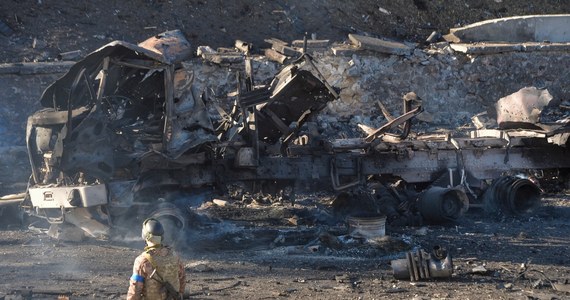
0 73 63 146
447 15 570 43
0 67 66 190
314 50 570 128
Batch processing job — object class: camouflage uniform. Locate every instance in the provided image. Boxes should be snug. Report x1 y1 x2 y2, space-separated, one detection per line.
127 245 186 300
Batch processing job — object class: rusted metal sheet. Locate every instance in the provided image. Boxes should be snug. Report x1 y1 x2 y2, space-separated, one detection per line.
253 62 336 144
39 29 191 109
166 68 217 158
137 29 193 63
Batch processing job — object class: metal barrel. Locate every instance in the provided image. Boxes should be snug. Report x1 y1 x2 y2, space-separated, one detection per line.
346 214 386 239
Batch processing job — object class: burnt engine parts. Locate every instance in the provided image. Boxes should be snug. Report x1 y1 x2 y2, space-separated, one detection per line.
417 187 469 223
482 176 541 214
391 246 453 281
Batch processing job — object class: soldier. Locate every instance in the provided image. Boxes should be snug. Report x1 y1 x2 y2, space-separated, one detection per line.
127 218 186 300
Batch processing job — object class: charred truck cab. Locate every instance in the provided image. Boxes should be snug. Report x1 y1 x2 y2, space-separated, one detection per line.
24 30 218 239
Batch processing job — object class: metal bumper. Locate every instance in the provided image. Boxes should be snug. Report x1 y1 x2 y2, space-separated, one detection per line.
28 184 108 209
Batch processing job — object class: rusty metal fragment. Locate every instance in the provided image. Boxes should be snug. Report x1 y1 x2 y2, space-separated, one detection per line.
138 29 193 63
57 50 82 61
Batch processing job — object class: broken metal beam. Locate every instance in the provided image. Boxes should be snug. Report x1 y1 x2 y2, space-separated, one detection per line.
271 43 302 57
365 106 423 142
265 48 287 64
291 39 330 48
376 100 395 121
348 34 414 56
264 38 288 46
331 44 360 56
201 53 244 65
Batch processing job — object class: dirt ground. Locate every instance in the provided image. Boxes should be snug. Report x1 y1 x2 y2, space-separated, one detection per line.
1 193 570 299
2 0 570 63
2 1 570 299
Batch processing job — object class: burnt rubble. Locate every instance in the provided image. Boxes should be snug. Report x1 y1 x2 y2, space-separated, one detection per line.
1 16 570 288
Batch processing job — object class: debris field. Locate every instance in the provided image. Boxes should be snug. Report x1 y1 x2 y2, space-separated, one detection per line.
1 3 570 300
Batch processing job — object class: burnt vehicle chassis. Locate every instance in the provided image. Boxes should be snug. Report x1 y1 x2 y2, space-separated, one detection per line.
22 30 570 240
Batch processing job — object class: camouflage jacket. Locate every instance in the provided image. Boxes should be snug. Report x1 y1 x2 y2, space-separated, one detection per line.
127 245 185 300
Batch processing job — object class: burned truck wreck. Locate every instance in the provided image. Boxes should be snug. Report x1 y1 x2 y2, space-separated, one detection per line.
22 30 570 241
23 30 338 239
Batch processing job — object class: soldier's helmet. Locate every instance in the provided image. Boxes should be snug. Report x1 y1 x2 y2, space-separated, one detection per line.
141 218 164 241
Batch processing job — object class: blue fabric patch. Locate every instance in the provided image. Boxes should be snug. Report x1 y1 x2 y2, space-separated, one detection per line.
131 274 145 283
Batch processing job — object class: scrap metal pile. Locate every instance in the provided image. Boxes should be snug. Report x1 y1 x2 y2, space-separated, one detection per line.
20 30 570 244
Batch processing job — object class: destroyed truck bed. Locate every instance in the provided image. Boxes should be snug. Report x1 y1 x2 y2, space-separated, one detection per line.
171 129 570 190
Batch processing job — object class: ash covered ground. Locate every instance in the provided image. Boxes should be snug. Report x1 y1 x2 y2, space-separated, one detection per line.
1 192 570 299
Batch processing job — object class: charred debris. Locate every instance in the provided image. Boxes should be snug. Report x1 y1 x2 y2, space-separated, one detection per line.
12 25 570 275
